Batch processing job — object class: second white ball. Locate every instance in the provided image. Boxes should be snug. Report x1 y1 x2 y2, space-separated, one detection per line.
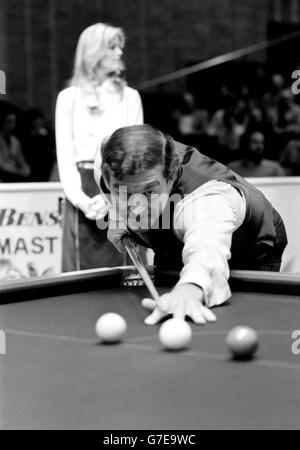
159 318 192 350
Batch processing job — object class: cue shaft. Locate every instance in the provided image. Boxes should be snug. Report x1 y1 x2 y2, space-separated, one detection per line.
122 236 161 303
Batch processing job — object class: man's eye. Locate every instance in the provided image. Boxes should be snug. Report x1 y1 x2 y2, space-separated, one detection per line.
145 191 157 196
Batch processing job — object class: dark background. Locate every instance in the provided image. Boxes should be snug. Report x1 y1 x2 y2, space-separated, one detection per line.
1 0 300 118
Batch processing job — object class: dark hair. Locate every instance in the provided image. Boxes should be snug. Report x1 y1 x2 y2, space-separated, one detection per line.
240 128 265 149
100 124 180 183
0 106 17 127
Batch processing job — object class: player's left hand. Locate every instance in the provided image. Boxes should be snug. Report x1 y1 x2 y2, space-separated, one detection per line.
141 283 217 325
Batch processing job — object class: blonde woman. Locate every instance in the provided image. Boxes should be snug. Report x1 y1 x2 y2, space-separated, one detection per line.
56 23 143 271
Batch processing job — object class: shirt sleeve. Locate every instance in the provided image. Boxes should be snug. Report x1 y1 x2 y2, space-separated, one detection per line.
173 180 246 307
55 88 91 208
127 89 144 125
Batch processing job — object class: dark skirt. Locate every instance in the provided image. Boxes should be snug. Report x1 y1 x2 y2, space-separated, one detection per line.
61 165 124 272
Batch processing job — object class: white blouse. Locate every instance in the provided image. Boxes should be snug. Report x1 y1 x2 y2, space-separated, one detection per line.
55 85 143 207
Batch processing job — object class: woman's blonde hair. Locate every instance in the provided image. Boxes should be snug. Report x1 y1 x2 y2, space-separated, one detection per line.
70 23 125 87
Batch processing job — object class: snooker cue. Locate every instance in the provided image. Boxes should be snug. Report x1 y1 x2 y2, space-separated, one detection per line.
122 236 161 303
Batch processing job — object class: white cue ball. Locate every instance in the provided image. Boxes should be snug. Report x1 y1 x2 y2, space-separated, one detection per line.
159 318 192 351
95 313 127 343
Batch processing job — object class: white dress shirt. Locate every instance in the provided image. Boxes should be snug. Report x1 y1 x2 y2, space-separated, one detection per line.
173 180 246 307
55 84 143 207
108 179 246 308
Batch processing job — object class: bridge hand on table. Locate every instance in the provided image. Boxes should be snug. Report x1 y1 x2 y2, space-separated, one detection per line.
141 283 217 325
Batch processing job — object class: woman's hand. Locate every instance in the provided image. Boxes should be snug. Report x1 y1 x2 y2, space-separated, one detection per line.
141 283 217 325
84 195 109 220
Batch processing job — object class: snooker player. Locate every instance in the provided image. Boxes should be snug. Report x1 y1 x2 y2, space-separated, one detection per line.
94 124 287 325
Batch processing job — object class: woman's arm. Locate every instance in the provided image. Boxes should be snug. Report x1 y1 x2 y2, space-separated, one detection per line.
55 88 91 210
127 89 144 125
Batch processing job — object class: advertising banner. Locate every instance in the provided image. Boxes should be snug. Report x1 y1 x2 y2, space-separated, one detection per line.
249 177 300 273
1 178 299 279
0 183 63 279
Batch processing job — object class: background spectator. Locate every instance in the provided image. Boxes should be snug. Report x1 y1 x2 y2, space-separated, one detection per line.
280 138 300 175
228 129 286 177
17 108 56 182
0 107 30 182
172 92 209 141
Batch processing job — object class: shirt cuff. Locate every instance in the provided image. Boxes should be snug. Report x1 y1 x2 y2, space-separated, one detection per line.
176 270 232 308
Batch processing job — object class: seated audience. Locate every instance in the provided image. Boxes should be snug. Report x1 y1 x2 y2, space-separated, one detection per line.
18 109 56 182
228 130 285 177
280 139 300 176
0 108 30 182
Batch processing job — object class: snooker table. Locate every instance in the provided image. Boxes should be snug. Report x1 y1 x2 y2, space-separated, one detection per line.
0 267 299 430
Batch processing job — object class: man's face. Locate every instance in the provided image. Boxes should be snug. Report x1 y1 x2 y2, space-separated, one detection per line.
2 114 16 134
94 36 124 83
249 132 264 155
109 164 173 231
